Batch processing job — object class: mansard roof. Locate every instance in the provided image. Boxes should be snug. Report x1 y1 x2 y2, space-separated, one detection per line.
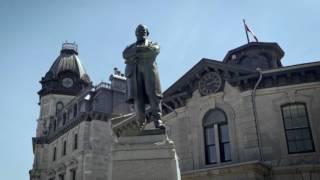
38 43 91 97
43 43 90 83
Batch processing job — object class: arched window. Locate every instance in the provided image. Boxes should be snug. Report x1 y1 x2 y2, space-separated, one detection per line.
203 109 231 164
281 103 314 153
56 102 64 114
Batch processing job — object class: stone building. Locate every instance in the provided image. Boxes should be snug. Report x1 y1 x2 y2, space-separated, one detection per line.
162 42 320 179
30 41 320 180
29 43 131 180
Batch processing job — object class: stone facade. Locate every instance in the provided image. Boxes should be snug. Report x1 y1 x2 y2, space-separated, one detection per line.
162 42 320 179
30 42 320 180
163 81 320 179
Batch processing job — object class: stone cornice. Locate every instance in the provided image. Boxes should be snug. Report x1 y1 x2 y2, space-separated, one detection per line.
33 111 110 145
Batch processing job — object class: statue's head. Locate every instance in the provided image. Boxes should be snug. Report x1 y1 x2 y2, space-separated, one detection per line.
135 24 149 41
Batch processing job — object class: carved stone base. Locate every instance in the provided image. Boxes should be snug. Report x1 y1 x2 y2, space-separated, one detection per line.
111 130 181 180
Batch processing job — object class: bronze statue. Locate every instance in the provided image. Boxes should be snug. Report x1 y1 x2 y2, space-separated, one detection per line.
123 24 165 129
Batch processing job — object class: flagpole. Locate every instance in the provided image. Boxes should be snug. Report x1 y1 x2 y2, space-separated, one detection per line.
243 19 250 44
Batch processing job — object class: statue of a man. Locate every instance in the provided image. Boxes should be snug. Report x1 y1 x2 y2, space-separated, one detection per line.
123 24 165 129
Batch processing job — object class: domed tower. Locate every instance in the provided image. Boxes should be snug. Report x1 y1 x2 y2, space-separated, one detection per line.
36 42 91 137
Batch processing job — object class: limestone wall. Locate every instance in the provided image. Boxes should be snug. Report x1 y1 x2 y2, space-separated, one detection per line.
163 81 320 179
254 82 320 165
37 94 74 137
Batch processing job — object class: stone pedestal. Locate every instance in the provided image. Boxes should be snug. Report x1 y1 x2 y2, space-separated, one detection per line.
111 129 181 180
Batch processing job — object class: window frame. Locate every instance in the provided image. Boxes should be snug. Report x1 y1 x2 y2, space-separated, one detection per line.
281 102 315 154
58 173 65 180
62 140 67 156
70 168 77 180
73 133 78 150
52 146 57 161
56 101 64 114
62 112 67 125
218 123 232 162
203 109 231 165
203 125 217 164
73 104 78 118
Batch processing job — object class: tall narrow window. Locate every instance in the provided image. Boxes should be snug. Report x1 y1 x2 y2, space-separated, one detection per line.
203 109 231 165
56 102 64 114
59 174 64 180
73 134 78 150
63 112 67 125
204 125 216 164
219 124 231 162
281 103 314 153
62 140 67 156
52 147 57 161
70 169 76 180
53 120 57 131
73 104 78 118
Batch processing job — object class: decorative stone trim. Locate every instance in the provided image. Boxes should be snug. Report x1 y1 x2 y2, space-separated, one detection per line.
111 113 141 137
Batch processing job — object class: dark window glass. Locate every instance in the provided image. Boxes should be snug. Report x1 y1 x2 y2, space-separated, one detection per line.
56 102 64 114
281 103 314 153
219 124 231 162
207 145 217 163
63 113 67 125
203 109 231 164
204 126 216 164
53 147 56 161
59 174 64 180
205 127 215 145
73 104 78 118
73 134 78 150
62 140 67 156
53 120 57 131
70 169 76 180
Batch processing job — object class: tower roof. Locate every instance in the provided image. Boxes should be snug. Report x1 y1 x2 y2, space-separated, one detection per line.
43 42 90 83
38 42 91 97
222 42 285 70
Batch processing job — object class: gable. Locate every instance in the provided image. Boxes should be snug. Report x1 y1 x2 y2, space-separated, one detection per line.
162 58 256 113
162 58 320 114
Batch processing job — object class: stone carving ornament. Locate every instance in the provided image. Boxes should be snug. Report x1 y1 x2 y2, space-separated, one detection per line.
199 72 222 96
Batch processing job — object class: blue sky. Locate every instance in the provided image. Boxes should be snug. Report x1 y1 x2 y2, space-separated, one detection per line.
0 0 319 179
